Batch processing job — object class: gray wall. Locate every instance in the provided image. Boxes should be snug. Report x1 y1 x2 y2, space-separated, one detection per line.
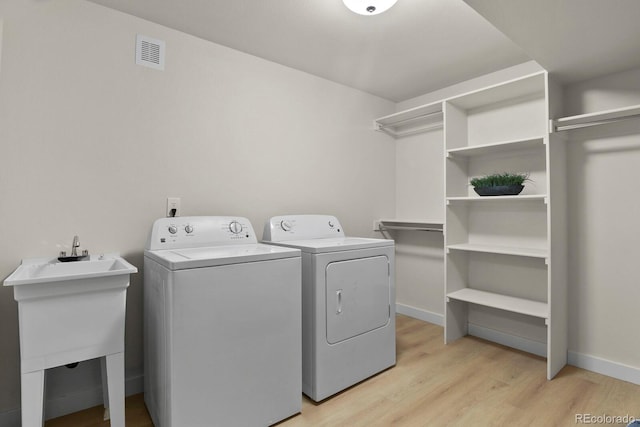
0 0 395 417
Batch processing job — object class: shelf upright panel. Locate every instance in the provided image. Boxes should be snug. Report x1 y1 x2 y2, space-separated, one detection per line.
443 100 470 343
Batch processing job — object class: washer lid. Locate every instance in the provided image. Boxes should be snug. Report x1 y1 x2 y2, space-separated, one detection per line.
265 237 394 254
144 243 300 270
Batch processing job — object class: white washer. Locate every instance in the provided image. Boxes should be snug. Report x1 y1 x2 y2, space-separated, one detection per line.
144 216 301 427
263 214 395 401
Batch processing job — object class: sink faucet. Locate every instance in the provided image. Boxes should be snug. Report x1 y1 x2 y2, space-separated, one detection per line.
71 235 80 257
58 235 89 262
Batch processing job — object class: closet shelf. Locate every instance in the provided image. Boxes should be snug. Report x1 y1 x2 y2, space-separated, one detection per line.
447 243 548 259
446 288 548 319
375 219 443 233
447 72 546 110
552 103 640 132
446 136 546 158
374 102 443 138
447 195 547 204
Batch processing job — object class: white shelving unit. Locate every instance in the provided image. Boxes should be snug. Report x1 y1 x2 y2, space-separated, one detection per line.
373 71 568 380
443 71 567 380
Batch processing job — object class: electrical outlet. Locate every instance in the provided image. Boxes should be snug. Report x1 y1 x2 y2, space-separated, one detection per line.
166 197 181 217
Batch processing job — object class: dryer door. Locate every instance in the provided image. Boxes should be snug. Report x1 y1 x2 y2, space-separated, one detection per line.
325 255 390 344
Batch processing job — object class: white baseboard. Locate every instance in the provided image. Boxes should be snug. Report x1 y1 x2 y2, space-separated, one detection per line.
0 372 144 427
396 303 443 326
568 351 640 386
397 308 640 386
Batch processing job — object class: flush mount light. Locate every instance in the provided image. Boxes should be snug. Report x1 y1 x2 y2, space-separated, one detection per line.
343 0 398 15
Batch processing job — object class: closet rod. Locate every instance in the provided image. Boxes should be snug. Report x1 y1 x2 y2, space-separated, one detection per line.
377 224 443 233
554 113 640 132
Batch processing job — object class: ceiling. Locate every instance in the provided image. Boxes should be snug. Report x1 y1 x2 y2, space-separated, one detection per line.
85 0 640 102
85 0 530 102
465 0 640 84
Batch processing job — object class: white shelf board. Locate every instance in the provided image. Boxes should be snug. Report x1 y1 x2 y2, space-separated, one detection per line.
447 72 546 110
447 194 547 204
446 136 545 158
447 243 548 259
374 101 443 138
375 102 442 126
446 288 548 319
552 103 640 132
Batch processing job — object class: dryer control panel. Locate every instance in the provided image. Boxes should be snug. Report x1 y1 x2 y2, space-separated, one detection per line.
146 216 257 250
263 215 345 242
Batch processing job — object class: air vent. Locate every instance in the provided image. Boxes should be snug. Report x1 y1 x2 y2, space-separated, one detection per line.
136 34 165 70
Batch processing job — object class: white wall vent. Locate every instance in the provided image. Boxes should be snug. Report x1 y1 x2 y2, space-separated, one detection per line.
136 34 165 70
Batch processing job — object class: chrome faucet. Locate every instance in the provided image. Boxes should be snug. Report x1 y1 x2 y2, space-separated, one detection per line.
71 235 80 257
58 235 89 261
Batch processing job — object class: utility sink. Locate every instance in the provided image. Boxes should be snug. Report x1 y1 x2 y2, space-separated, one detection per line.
5 255 137 286
4 254 137 427
4 254 137 369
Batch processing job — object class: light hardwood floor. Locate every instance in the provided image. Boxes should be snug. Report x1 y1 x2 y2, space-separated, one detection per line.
45 315 640 426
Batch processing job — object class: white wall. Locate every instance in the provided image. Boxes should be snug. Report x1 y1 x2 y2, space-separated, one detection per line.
392 128 445 321
0 0 395 418
563 67 640 371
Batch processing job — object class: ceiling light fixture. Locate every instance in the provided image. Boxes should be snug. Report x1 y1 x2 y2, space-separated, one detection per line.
343 0 398 16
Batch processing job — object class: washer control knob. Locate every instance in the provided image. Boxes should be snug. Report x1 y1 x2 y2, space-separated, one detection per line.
185 225 194 234
280 220 293 231
229 220 243 234
168 225 178 234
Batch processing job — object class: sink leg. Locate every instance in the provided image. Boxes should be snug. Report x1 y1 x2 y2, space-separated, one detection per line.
100 357 110 420
105 352 125 427
21 369 45 427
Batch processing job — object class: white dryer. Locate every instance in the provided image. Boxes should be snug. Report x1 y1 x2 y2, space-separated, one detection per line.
144 216 301 427
263 214 395 401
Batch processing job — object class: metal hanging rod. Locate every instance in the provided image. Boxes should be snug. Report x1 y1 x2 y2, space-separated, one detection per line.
378 224 443 232
375 220 444 233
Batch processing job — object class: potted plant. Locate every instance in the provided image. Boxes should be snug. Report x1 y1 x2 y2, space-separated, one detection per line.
470 172 530 196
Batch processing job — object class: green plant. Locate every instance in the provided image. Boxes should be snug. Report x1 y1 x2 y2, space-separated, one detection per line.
470 172 530 188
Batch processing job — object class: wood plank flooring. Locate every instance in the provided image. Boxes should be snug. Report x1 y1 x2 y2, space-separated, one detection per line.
45 315 640 426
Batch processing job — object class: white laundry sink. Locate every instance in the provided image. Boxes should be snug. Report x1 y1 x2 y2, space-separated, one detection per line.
4 254 137 427
4 254 137 371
